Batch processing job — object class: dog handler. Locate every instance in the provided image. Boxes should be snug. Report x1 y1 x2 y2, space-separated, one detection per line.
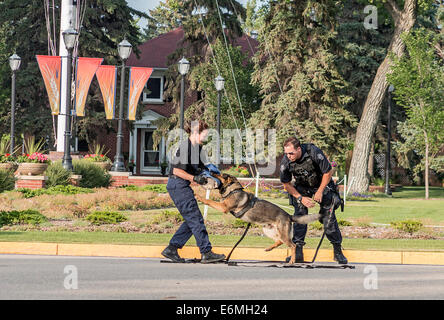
161 120 226 264
280 136 347 264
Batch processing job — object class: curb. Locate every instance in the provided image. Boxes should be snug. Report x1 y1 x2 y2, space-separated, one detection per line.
1 242 444 265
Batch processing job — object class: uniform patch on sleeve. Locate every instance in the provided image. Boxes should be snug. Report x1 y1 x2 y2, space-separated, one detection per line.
280 164 286 172
317 153 324 161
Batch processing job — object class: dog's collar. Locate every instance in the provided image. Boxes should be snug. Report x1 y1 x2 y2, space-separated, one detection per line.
220 182 244 200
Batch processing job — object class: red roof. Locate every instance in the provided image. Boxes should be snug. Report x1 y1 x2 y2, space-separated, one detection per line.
127 27 258 68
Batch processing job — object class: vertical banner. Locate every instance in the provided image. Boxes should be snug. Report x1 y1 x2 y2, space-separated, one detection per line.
127 67 153 120
95 65 118 120
75 57 103 116
36 55 62 115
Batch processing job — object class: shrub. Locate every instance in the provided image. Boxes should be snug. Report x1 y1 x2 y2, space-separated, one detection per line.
17 185 94 198
390 220 424 234
0 209 47 227
85 211 127 225
309 221 323 231
222 165 251 177
150 210 184 225
73 160 111 188
338 219 353 227
123 184 168 193
0 169 16 193
45 161 71 187
229 218 259 229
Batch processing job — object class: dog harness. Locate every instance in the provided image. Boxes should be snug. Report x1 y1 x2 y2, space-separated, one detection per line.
230 196 258 219
220 182 259 219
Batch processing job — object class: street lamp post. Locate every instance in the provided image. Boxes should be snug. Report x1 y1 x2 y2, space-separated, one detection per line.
62 28 78 171
385 84 394 195
178 57 190 140
214 75 225 165
111 39 132 172
9 53 21 155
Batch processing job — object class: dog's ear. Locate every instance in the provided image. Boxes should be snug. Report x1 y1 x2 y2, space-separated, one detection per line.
227 174 239 184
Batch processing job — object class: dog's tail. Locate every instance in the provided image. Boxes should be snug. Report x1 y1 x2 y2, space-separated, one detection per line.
291 213 320 225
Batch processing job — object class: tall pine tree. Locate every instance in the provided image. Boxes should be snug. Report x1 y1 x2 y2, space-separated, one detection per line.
249 0 357 163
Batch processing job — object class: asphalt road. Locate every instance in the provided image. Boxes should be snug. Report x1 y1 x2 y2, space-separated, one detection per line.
1 254 444 300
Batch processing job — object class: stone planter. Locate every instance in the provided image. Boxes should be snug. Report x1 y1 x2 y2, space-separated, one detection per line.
16 163 49 176
91 162 111 171
0 162 18 172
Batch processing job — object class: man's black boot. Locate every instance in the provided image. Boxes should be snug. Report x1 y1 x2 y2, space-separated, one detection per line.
201 250 226 264
333 244 348 264
161 245 185 263
285 244 304 263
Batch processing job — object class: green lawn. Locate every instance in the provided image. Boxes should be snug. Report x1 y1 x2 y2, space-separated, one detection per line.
0 186 443 252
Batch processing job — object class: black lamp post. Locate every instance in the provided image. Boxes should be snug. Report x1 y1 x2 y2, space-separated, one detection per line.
111 39 132 172
214 75 224 165
178 57 190 140
385 84 394 195
62 28 78 171
9 53 21 155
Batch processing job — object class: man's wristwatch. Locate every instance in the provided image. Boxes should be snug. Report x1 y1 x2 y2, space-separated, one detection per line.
296 195 302 204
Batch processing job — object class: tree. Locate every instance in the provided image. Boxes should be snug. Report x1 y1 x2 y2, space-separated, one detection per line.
144 0 186 40
152 0 249 146
347 0 437 192
249 0 357 163
335 0 393 176
0 0 145 147
387 28 444 199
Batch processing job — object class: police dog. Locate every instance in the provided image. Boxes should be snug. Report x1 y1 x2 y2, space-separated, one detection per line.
195 173 320 264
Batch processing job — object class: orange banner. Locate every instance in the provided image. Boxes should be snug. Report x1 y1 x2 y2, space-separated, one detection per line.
127 67 153 120
75 57 103 116
95 65 118 120
36 55 62 115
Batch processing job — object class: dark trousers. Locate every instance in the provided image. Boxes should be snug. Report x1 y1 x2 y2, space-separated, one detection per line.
291 185 342 246
167 177 212 254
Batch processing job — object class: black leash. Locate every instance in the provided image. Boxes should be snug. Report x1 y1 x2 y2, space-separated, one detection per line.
310 203 334 264
225 222 251 262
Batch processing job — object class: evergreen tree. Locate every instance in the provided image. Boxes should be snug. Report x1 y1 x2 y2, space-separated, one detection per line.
152 0 251 146
0 0 145 147
249 0 357 164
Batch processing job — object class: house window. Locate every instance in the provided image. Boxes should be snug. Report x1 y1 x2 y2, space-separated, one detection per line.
143 76 164 103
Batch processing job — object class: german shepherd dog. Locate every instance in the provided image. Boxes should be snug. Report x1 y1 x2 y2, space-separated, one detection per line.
195 173 320 264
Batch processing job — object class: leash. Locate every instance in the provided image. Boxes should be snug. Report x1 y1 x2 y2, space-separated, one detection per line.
310 202 334 264
225 222 251 262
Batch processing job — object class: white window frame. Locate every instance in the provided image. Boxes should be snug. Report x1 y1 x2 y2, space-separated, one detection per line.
143 75 164 104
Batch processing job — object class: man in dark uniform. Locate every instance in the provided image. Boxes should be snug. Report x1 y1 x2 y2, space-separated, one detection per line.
280 136 347 264
161 120 226 264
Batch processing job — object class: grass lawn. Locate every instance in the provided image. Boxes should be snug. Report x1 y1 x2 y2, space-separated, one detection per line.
0 186 443 252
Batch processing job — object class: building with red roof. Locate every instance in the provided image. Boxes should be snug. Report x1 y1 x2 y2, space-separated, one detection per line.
100 27 258 175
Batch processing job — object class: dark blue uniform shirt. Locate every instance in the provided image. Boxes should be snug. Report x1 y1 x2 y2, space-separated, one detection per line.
280 143 332 184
